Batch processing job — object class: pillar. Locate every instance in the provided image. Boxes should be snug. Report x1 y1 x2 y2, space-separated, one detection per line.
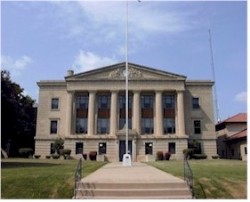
133 91 141 134
110 91 118 136
177 91 185 136
66 91 73 136
88 91 96 136
155 91 163 136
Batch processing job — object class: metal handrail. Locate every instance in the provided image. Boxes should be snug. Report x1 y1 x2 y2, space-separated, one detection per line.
74 158 82 199
184 155 194 198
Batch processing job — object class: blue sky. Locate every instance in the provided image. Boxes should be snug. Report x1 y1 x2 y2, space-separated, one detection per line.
1 0 247 122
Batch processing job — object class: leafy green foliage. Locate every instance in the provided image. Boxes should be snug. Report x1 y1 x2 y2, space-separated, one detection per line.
52 138 64 154
1 70 36 157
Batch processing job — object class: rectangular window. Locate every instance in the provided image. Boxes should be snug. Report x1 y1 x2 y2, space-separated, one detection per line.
75 142 83 154
194 120 201 134
192 97 200 109
163 118 176 134
141 118 154 134
119 94 132 129
98 142 107 154
141 95 154 109
163 95 175 109
50 143 55 154
145 142 153 155
245 147 247 155
169 142 176 154
75 118 88 134
50 120 58 134
97 118 110 134
98 95 110 109
76 95 88 109
51 98 59 110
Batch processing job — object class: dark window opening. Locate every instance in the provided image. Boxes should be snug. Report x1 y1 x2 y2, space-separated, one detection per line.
51 98 59 109
168 142 176 154
50 120 58 134
75 142 83 154
145 142 153 155
99 142 107 154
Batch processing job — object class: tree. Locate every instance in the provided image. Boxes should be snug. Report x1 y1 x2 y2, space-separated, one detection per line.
1 70 37 157
52 138 64 154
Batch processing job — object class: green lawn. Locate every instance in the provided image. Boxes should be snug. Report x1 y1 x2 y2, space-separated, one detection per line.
147 159 247 199
1 158 107 199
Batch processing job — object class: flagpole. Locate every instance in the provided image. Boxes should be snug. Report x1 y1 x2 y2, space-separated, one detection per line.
125 0 129 156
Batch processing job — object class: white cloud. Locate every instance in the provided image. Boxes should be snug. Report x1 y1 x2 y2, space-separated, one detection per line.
72 50 118 73
1 55 32 77
235 91 247 103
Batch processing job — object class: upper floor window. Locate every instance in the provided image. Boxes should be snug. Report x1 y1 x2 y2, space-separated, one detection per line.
192 97 200 109
75 118 88 134
76 95 88 109
119 94 132 109
194 120 201 134
164 118 175 134
141 95 154 109
50 120 58 134
51 98 59 110
163 95 175 109
141 118 154 134
98 95 110 109
97 118 110 134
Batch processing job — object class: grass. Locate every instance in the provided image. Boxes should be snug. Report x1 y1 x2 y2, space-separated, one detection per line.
147 159 247 199
1 158 107 199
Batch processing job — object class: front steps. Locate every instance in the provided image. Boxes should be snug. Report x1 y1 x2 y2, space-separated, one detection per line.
74 181 192 199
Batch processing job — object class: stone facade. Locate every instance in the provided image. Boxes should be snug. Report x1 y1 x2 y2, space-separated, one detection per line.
35 62 217 161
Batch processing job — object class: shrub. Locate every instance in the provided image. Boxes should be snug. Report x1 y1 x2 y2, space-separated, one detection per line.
89 151 97 161
46 155 51 159
165 152 171 160
192 154 207 159
156 151 164 161
34 155 41 159
51 154 60 159
18 148 33 158
52 138 64 154
82 153 87 160
212 155 219 159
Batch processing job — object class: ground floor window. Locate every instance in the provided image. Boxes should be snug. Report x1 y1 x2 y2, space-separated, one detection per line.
50 143 55 154
99 142 107 154
245 147 247 155
145 142 153 155
168 142 176 154
75 142 83 154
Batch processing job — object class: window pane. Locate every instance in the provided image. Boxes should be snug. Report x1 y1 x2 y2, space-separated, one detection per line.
145 142 153 155
163 95 175 109
192 97 200 109
76 118 88 134
98 142 107 154
164 118 176 134
194 120 201 134
169 142 176 154
97 118 110 134
75 142 83 154
50 120 57 134
76 95 88 109
51 98 59 109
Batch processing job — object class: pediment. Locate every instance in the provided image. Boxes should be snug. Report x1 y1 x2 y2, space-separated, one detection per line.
65 62 186 81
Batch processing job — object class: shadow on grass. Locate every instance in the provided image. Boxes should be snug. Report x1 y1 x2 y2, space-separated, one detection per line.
1 162 60 169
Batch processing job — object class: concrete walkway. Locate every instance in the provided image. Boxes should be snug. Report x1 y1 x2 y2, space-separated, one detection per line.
76 162 192 199
82 162 184 183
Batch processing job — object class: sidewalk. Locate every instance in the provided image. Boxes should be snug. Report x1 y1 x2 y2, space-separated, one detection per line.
82 162 184 183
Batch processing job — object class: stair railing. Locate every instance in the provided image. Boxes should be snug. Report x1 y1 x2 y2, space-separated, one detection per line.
183 154 194 198
74 158 82 199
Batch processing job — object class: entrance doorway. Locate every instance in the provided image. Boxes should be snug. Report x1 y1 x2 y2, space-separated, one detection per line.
119 140 132 161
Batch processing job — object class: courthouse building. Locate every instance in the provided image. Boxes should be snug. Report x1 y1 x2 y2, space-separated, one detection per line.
35 62 217 161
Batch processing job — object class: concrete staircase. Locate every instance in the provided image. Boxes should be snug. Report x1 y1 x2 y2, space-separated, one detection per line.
75 181 192 199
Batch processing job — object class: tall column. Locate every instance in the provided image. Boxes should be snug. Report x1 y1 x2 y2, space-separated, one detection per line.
133 91 141 134
110 91 118 136
155 91 163 136
177 91 185 136
66 91 73 136
88 91 96 136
